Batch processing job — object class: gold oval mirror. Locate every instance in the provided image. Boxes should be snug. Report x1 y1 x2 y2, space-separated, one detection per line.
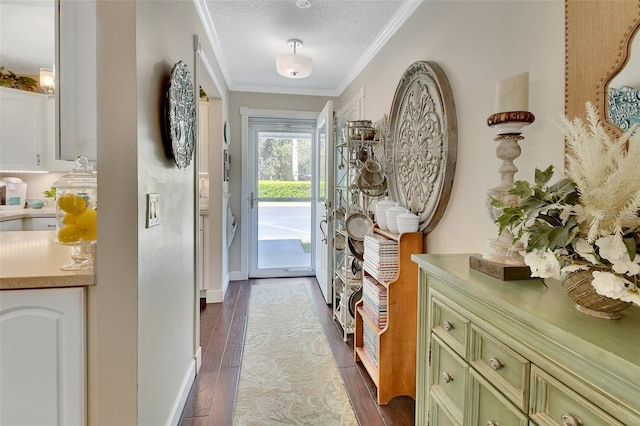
565 0 640 142
607 29 640 131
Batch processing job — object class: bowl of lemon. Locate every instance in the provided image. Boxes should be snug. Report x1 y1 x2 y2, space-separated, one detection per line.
53 156 97 270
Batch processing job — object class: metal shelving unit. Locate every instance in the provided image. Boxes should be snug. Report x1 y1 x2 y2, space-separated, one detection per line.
331 122 383 341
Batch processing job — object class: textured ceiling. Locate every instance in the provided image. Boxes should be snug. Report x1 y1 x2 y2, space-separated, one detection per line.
202 0 417 96
1 0 419 97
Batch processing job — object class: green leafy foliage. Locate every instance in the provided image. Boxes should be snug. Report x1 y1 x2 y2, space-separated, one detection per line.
258 181 312 199
494 165 580 253
0 67 38 91
43 187 56 199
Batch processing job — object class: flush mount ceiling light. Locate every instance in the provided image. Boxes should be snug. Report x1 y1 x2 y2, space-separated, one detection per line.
296 0 311 9
276 39 313 79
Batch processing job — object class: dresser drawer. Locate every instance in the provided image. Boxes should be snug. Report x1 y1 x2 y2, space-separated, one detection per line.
430 334 468 425
431 296 469 358
470 324 530 411
430 395 460 426
530 366 624 426
468 368 529 426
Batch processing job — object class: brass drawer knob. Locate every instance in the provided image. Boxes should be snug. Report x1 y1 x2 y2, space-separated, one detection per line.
486 421 499 426
443 321 454 331
489 357 505 371
561 413 583 426
441 372 453 383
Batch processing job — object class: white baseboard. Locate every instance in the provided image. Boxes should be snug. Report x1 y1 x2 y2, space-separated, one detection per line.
229 271 246 281
194 346 202 374
205 289 223 303
167 359 196 426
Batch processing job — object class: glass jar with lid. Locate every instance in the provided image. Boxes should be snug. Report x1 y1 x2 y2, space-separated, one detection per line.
52 156 97 270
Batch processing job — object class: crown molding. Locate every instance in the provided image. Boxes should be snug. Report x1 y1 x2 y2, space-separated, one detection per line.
335 0 423 96
231 84 340 98
193 0 233 90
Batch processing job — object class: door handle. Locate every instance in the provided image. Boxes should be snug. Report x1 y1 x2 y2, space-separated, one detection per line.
320 217 327 243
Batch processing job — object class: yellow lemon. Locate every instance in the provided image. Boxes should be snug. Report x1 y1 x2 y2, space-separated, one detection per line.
76 208 97 241
76 208 97 231
58 193 87 214
81 227 97 241
57 224 82 243
63 212 77 225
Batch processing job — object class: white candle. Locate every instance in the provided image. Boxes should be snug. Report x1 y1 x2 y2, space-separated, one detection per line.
494 72 529 113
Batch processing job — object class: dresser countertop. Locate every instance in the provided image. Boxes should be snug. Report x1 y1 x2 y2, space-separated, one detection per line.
0 231 95 290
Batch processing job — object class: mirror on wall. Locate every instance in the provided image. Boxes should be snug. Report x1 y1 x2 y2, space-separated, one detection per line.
0 1 57 172
565 0 640 141
607 30 640 132
0 0 97 170
0 1 55 86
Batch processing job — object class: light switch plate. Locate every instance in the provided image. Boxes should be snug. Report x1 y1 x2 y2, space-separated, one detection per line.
146 193 160 228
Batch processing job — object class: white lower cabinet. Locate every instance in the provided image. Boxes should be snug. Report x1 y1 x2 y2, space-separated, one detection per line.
0 287 86 425
0 217 57 231
0 219 23 231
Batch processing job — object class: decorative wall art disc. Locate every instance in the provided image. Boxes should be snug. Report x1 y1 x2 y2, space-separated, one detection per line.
387 61 458 233
163 61 196 169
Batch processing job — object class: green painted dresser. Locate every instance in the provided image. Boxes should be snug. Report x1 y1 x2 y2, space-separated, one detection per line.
411 254 640 426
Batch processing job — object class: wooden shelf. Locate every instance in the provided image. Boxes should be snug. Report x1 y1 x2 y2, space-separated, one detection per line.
372 225 401 242
354 346 380 386
354 227 423 405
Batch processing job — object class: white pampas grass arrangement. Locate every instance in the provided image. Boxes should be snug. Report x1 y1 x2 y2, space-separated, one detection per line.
560 102 640 242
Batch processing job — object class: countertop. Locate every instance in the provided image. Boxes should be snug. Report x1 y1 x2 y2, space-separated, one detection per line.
0 231 95 290
0 206 56 221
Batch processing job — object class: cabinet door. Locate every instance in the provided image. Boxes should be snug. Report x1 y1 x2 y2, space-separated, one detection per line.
431 395 461 426
467 368 528 426
530 367 624 426
0 219 23 231
58 0 97 161
430 334 468 425
0 87 45 171
0 287 86 425
25 217 56 231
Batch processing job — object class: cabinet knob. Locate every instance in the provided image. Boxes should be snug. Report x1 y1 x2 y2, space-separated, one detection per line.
441 372 453 383
442 321 454 331
486 421 499 426
561 413 583 426
489 357 505 371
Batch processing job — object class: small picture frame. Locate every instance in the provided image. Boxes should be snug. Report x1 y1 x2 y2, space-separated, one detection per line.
223 149 230 181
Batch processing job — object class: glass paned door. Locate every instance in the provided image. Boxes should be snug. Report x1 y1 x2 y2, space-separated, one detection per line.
315 101 333 302
249 121 316 277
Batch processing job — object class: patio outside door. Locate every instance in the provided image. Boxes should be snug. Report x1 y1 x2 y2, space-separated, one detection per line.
248 119 316 278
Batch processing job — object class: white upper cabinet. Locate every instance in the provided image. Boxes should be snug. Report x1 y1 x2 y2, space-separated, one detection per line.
0 87 46 171
58 0 97 161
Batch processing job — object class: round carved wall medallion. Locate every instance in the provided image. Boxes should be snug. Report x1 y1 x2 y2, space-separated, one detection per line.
163 61 196 169
388 61 458 233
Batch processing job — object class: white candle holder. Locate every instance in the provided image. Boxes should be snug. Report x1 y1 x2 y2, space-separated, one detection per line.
483 111 535 266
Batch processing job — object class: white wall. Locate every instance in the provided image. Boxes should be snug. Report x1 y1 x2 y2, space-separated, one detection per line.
91 1 229 425
339 0 565 254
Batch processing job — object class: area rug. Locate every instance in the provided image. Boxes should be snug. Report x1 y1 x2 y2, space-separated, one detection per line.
233 283 358 426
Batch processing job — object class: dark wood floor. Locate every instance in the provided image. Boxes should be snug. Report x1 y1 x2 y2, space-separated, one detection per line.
179 277 415 426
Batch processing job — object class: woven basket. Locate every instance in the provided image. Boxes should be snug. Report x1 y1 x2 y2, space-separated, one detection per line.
561 269 632 319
